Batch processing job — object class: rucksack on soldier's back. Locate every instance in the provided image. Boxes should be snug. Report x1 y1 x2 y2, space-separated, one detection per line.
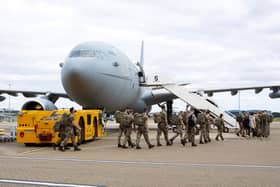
114 111 123 123
171 114 180 125
134 113 145 126
61 113 71 125
53 121 61 132
153 112 160 123
53 113 70 132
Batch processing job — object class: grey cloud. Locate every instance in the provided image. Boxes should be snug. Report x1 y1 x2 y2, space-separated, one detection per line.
0 0 279 111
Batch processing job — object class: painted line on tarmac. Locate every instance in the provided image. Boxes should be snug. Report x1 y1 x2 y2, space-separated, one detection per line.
0 179 105 187
1 155 280 169
19 147 48 155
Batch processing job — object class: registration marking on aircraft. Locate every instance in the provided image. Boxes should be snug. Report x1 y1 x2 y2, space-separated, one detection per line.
0 179 105 187
1 156 280 170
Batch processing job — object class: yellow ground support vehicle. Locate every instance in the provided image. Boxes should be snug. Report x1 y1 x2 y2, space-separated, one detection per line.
16 109 104 145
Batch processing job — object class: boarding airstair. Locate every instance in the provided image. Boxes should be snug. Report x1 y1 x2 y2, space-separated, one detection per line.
162 84 237 128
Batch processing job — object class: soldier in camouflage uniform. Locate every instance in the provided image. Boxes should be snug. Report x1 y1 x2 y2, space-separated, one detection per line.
198 110 208 144
236 113 245 137
182 108 198 147
156 105 171 146
205 110 212 143
60 108 81 151
134 108 154 149
264 111 272 138
70 107 82 145
260 111 267 138
254 112 261 137
53 113 68 150
121 109 135 148
215 114 224 141
115 110 125 148
170 111 185 145
182 110 189 144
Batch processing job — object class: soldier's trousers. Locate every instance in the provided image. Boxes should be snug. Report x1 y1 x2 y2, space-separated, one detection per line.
170 126 183 141
136 126 152 147
206 124 211 141
55 132 65 146
187 127 196 144
264 123 270 137
261 123 266 137
118 125 125 145
61 128 77 148
216 128 224 141
157 123 170 145
199 125 207 143
122 127 134 146
183 124 189 142
74 127 81 144
237 122 245 136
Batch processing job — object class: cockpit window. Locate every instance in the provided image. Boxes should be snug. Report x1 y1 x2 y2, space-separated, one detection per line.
69 49 115 60
69 50 96 58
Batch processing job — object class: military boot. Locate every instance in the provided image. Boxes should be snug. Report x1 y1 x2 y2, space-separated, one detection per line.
169 139 173 145
157 143 162 147
136 146 142 149
181 139 185 146
148 144 155 149
52 143 57 150
199 141 204 144
192 143 197 147
118 144 122 148
58 146 65 152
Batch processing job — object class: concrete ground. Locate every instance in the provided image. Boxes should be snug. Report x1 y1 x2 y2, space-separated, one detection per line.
0 122 280 187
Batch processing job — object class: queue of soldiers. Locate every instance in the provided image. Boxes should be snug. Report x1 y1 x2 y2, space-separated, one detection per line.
115 105 228 149
52 107 272 152
236 111 272 138
52 107 82 152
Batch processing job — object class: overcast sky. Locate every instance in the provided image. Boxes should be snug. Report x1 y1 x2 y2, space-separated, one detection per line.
0 0 279 112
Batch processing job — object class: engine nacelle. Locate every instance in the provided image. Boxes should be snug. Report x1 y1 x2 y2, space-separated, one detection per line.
21 98 58 110
269 90 280 99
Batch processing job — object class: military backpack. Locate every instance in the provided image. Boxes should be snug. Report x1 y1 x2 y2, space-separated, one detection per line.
153 112 160 123
171 114 180 125
114 111 122 123
134 113 145 126
53 121 61 132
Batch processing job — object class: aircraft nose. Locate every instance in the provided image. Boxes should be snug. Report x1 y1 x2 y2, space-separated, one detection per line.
61 59 96 104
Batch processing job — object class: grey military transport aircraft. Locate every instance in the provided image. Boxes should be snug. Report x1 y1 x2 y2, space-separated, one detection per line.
0 41 279 127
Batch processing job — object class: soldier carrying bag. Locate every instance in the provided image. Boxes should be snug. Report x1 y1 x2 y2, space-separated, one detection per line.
134 113 145 126
153 112 160 123
53 113 70 132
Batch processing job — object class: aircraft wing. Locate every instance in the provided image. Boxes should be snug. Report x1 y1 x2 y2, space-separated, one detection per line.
202 85 280 97
0 89 69 102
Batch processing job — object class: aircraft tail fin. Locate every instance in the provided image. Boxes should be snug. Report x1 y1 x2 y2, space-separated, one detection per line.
137 40 146 83
140 40 144 67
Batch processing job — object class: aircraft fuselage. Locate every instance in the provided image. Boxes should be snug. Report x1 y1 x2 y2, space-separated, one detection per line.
61 42 149 113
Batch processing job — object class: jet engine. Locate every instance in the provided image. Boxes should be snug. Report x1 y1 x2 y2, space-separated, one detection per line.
269 90 280 98
21 98 57 110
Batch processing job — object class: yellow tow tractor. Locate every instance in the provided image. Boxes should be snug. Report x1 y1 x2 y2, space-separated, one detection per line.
16 109 104 145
